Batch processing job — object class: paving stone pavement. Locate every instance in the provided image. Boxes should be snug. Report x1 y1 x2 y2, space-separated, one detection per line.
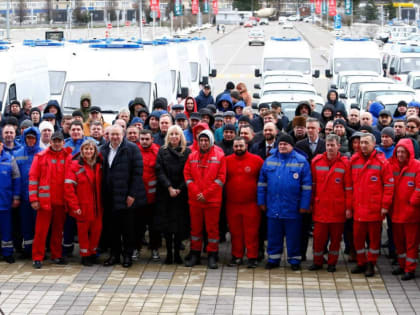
0 235 418 315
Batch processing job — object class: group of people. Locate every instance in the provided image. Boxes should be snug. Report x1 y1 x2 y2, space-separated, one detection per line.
0 82 419 281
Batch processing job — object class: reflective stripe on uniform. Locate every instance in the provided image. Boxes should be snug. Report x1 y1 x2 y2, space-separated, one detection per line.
384 184 394 187
76 168 85 175
334 168 345 173
406 257 418 263
416 188 420 192
403 172 415 177
191 236 201 241
23 240 33 245
62 243 74 247
15 156 28 161
29 180 39 185
329 251 339 255
289 256 302 260
345 187 352 191
352 164 363 169
286 163 303 167
60 160 65 164
367 165 381 170
186 180 193 185
356 249 365 254
398 253 406 258
215 179 223 187
313 251 323 256
369 249 380 254
315 166 329 171
39 185 50 190
38 193 50 198
393 172 400 176
267 161 281 167
208 239 219 243
208 160 220 164
2 241 13 248
268 254 281 259
258 182 267 187
29 191 38 196
80 249 88 253
189 160 199 163
51 159 57 164
64 179 77 185
148 180 157 186
301 185 311 191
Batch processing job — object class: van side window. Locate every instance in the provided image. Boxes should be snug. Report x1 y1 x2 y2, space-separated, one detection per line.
8 84 16 105
153 83 158 100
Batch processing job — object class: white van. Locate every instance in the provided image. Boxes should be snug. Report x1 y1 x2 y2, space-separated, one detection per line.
325 38 382 85
356 83 415 110
185 38 217 97
255 37 320 83
0 44 50 113
387 45 420 84
60 42 173 121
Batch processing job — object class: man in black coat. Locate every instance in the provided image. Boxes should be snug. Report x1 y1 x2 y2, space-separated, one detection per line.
216 124 236 156
100 124 146 268
295 117 326 262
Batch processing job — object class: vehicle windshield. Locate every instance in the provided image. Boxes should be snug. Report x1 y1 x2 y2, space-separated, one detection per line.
260 102 322 120
362 90 415 108
0 83 5 111
339 74 376 90
62 81 151 112
49 71 66 95
349 82 385 98
334 58 381 74
263 90 315 96
400 57 420 74
413 78 420 89
263 58 311 74
170 70 176 94
190 62 199 82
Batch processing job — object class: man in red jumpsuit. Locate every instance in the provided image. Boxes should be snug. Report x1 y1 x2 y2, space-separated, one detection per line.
184 130 226 269
309 133 352 273
29 132 71 269
225 137 263 268
350 133 394 277
389 138 420 280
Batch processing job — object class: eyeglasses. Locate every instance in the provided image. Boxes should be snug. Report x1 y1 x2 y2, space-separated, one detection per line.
407 125 418 130
325 128 333 131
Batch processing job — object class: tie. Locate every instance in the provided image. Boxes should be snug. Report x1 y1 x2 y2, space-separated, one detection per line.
266 145 272 157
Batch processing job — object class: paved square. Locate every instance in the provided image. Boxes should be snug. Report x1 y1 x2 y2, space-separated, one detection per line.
0 236 418 315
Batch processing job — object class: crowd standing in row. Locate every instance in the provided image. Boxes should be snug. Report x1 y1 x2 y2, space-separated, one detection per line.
0 82 419 281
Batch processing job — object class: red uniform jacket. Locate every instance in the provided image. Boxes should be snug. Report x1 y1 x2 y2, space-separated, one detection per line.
184 145 226 206
350 149 394 222
64 154 103 221
389 139 420 223
138 142 160 204
225 151 263 204
29 147 72 210
311 152 352 223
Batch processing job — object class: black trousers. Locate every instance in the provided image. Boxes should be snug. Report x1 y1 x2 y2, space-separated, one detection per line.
136 204 161 250
300 213 312 259
110 209 135 257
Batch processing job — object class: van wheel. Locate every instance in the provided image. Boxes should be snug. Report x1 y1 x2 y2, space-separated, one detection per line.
249 42 252 46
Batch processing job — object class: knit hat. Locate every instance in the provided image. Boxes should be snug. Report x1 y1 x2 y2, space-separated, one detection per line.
214 114 224 121
20 119 33 129
292 116 306 128
72 110 84 118
381 127 395 141
190 113 201 121
130 117 144 126
278 134 295 146
333 118 347 128
397 100 408 108
198 129 214 147
359 125 374 134
175 113 188 121
238 116 251 124
42 113 56 120
223 124 236 132
39 121 54 132
226 81 235 90
408 101 420 109
258 103 269 111
206 104 217 114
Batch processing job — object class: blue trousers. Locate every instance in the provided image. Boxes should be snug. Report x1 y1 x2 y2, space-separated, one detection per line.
20 200 37 254
0 211 13 257
267 217 301 265
62 215 76 256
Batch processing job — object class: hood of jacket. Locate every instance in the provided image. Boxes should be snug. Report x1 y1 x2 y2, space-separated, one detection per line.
22 126 41 154
216 93 233 112
198 129 215 147
43 100 63 121
192 121 210 141
369 102 385 118
392 138 415 164
294 101 312 116
326 89 339 105
184 96 198 118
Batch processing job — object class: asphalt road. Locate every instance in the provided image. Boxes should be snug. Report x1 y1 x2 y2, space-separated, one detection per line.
211 21 336 101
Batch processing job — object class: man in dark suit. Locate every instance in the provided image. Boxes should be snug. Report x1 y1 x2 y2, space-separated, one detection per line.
100 124 146 268
295 117 326 262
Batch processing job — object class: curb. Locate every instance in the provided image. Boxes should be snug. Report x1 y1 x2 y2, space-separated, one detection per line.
211 26 240 44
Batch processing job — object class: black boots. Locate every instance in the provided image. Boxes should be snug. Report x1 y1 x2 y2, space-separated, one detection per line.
365 262 375 277
207 252 218 269
185 251 201 267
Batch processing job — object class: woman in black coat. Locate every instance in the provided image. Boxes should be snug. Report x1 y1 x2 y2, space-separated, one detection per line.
155 125 191 264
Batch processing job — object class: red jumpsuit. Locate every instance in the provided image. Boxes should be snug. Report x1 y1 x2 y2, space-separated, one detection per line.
137 143 160 204
389 139 420 273
351 150 394 266
64 155 103 257
311 152 352 266
29 147 71 261
184 144 226 253
225 151 263 259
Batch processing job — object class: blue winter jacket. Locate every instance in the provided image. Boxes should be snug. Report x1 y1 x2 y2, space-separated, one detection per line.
369 102 384 127
0 150 21 211
257 149 312 219
195 90 215 111
13 127 42 201
64 136 95 155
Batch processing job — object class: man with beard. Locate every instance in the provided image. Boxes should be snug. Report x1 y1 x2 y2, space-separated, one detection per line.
216 124 236 156
225 137 263 268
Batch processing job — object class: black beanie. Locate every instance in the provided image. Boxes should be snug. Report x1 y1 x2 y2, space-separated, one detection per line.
278 134 295 146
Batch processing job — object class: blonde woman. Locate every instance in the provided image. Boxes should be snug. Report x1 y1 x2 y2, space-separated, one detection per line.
155 125 191 264
64 140 103 266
